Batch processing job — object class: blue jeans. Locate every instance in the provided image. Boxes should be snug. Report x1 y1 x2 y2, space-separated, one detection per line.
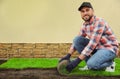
73 36 116 69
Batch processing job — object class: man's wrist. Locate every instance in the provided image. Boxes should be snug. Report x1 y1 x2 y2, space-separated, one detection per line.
79 54 86 60
66 57 82 72
67 53 71 57
76 57 82 62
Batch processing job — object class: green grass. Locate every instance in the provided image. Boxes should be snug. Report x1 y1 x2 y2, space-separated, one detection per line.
69 59 120 76
0 58 120 76
0 58 58 69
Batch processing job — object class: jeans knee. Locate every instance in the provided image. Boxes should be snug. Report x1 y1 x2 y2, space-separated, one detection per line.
73 36 89 53
73 36 79 46
73 36 89 47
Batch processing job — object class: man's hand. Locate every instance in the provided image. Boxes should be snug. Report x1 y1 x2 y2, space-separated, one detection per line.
66 57 81 72
59 53 71 63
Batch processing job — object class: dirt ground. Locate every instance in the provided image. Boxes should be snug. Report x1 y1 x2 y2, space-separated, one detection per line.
0 60 120 79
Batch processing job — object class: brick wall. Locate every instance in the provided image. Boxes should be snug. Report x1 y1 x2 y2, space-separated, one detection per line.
0 43 79 59
0 43 119 59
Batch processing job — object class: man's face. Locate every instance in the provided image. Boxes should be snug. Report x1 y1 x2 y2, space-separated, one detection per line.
80 7 94 22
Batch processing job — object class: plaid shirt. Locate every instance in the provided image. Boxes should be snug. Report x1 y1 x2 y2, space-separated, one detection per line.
72 16 119 56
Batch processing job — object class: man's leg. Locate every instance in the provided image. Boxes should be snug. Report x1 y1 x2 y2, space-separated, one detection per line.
87 49 116 70
73 36 90 62
73 36 89 54
73 36 97 62
59 36 89 62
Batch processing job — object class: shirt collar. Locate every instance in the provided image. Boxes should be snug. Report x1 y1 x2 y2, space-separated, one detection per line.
83 16 96 25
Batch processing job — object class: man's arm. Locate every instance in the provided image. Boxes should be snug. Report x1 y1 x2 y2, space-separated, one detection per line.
78 25 87 37
81 20 105 57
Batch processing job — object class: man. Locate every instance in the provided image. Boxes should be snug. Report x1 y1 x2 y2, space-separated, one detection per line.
59 2 119 72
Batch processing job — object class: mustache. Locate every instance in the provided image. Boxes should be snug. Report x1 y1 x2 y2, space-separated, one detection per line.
83 15 89 17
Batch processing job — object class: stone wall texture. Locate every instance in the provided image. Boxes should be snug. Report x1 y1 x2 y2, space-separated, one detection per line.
0 43 120 59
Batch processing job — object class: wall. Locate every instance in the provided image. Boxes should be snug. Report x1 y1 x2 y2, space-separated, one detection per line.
0 0 120 59
0 43 79 59
0 43 119 59
0 0 120 43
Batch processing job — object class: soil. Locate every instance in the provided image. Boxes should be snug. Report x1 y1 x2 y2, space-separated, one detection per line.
0 60 120 79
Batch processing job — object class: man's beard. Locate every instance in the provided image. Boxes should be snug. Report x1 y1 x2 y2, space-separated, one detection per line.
82 15 93 22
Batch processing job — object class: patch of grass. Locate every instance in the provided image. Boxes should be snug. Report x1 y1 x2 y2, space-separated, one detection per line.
0 58 120 76
0 58 58 69
71 58 120 76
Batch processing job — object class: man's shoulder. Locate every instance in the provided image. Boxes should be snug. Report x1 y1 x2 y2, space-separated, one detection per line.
95 16 104 21
95 16 107 25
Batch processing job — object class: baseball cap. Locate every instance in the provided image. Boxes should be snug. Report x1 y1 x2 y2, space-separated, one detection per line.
78 2 93 11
